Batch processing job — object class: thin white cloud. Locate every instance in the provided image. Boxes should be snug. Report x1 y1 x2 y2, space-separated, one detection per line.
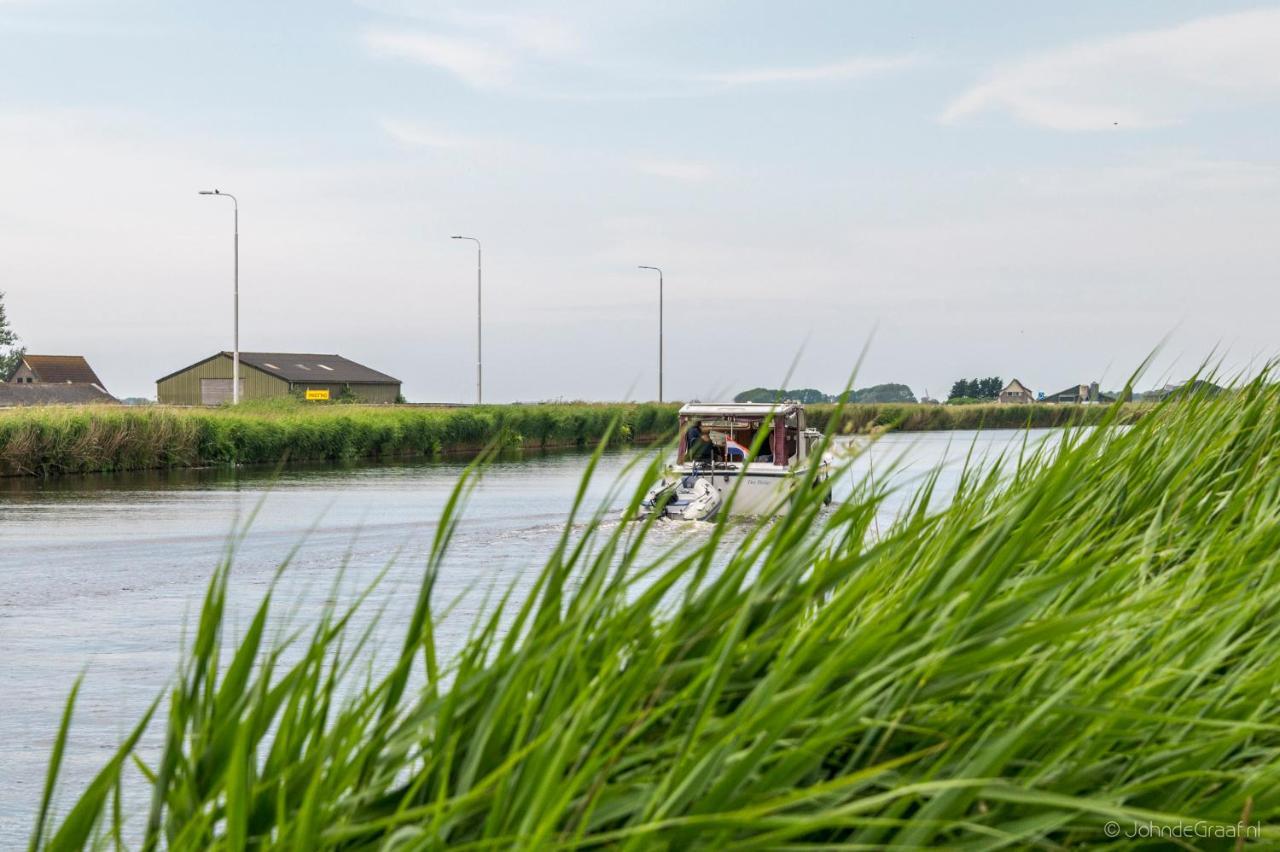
360 4 920 99
943 8 1280 130
376 117 543 165
632 159 715 182
362 29 516 89
360 7 580 91
445 11 577 57
706 54 921 86
379 118 466 149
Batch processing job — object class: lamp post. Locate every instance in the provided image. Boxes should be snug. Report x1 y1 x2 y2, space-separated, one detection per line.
638 265 663 402
199 189 239 404
451 235 482 404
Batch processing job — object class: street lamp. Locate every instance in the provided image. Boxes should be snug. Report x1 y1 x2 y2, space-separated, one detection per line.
638 265 663 402
199 189 239 404
451 235 482 404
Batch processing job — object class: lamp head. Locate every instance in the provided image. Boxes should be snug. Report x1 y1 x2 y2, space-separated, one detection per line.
198 190 216 195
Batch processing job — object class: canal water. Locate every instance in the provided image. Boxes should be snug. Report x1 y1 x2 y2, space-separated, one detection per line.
0 429 1052 842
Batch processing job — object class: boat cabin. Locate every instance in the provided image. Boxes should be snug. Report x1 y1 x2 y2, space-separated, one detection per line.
677 402 815 467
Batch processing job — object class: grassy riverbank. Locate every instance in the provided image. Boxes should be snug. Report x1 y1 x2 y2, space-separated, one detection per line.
808 400 1146 433
0 401 678 477
31 380 1280 848
0 399 1147 477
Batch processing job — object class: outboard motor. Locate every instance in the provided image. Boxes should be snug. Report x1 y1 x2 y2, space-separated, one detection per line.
641 479 679 517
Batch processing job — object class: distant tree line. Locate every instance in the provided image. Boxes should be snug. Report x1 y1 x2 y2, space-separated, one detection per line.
734 387 832 404
948 377 1002 402
733 384 916 405
850 383 916 404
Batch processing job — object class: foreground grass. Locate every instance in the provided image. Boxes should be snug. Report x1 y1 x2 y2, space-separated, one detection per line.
30 374 1280 849
0 401 677 476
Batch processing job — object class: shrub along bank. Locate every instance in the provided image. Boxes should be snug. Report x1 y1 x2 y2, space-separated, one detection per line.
808 401 1146 433
0 402 679 477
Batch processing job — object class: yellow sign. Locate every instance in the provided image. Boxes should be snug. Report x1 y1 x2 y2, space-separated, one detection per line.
305 389 330 401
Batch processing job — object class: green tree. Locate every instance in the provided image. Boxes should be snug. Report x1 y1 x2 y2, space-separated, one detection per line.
978 377 1003 399
852 383 916 403
0 290 23 380
950 378 1006 403
733 388 832 404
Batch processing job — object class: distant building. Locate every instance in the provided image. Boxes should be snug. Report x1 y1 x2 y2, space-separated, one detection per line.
8 354 107 389
1044 382 1115 404
157 351 402 405
1134 380 1221 402
0 383 117 407
2 354 117 406
998 379 1034 404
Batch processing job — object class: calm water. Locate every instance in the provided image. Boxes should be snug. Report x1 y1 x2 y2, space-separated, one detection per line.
0 430 1050 843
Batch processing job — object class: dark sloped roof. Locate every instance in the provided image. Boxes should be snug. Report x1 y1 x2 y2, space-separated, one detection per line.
0 383 118 407
22 355 104 386
1046 384 1118 402
235 352 400 384
157 352 400 385
1047 385 1088 399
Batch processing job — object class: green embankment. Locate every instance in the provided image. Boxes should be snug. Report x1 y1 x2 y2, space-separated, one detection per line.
807 400 1146 433
0 399 1149 477
30 379 1280 848
0 402 678 477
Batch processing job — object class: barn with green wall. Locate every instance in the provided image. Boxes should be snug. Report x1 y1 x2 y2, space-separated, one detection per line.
157 352 401 405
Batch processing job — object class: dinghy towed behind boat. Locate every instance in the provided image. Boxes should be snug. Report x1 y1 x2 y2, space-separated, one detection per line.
639 402 833 521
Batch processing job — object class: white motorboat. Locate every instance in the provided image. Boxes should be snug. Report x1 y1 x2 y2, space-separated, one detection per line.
639 402 833 521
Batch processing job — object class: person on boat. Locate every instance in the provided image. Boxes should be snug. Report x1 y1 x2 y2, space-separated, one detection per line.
686 421 713 462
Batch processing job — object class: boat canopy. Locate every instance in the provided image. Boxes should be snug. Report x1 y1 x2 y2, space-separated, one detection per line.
677 402 811 466
678 402 803 418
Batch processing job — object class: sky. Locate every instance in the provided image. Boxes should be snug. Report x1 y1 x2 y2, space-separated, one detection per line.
2 1 1279 402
